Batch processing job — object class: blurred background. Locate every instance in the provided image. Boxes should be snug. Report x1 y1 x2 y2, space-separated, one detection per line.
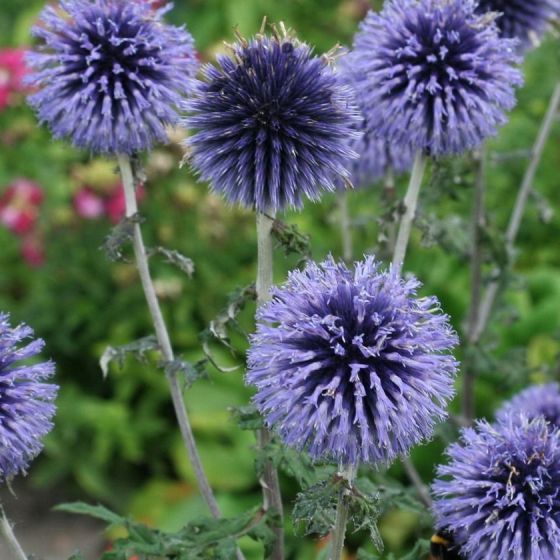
0 0 559 558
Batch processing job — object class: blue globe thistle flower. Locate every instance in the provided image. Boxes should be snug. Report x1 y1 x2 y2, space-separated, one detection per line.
477 0 560 51
0 314 57 480
433 413 560 560
184 28 360 213
496 383 560 428
246 256 459 466
350 0 523 156
27 0 198 154
337 56 414 189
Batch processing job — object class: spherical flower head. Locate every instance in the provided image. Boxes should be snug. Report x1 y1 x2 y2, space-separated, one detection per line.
184 27 361 213
477 0 560 52
337 55 414 189
27 0 198 154
0 314 57 479
496 383 560 429
433 413 560 560
246 256 459 466
350 0 523 156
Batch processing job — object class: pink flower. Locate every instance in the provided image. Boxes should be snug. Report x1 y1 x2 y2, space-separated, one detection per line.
0 49 27 110
0 179 44 235
20 235 45 268
105 182 145 224
74 187 105 219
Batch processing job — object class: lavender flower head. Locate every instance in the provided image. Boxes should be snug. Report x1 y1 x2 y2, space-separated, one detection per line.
350 0 523 156
0 314 57 479
337 55 414 189
433 413 560 560
477 0 560 51
496 382 560 429
184 26 360 213
247 256 459 466
27 0 197 154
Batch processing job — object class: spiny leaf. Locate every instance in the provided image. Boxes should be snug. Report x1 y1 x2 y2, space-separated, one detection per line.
150 247 195 277
99 335 159 378
229 404 265 431
292 479 339 536
271 217 312 263
101 213 144 262
163 358 208 389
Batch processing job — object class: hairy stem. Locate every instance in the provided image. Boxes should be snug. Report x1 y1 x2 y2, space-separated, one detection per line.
0 508 27 560
473 82 560 341
256 211 284 560
330 465 355 560
392 151 427 270
117 155 221 520
462 149 487 424
338 190 353 263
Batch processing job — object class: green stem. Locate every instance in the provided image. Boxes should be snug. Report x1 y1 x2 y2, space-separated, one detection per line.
256 211 284 560
392 152 427 270
462 148 487 424
117 155 222 520
330 465 355 560
0 507 27 560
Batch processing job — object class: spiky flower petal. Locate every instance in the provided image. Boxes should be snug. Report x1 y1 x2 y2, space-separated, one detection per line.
184 30 360 212
350 0 523 156
497 383 560 429
477 0 560 51
0 314 57 479
27 0 197 154
247 256 458 466
337 55 414 189
433 413 560 560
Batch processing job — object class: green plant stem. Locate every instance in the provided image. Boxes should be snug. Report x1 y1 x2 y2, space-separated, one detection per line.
387 151 433 507
338 190 353 263
256 211 284 560
392 151 427 270
117 155 221 520
462 148 487 424
473 81 560 342
383 165 397 257
0 508 27 560
330 465 354 560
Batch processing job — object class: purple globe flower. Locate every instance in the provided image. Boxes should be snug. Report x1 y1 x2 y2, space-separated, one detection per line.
0 314 57 479
433 413 560 560
337 56 414 189
350 0 523 156
477 0 560 51
184 29 360 213
27 0 197 154
246 256 459 466
496 383 560 428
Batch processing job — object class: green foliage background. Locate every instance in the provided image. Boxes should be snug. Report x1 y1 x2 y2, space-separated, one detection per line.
0 1 559 558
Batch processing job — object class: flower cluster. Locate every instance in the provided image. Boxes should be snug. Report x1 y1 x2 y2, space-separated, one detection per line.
0 48 27 111
497 382 560 429
185 29 360 212
477 0 560 51
0 314 57 479
0 179 46 267
247 256 458 465
350 0 523 155
27 0 198 154
433 413 560 559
